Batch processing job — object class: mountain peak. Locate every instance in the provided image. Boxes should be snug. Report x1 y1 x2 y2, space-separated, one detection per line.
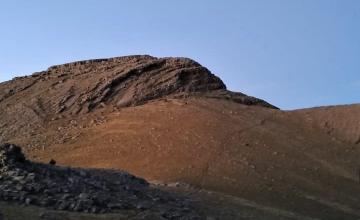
0 55 276 117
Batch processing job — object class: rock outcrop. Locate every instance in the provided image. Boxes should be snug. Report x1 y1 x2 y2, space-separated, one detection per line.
0 143 203 219
0 55 277 144
0 55 276 115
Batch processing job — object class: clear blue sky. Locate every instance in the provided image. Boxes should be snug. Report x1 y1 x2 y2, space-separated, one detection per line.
0 0 359 109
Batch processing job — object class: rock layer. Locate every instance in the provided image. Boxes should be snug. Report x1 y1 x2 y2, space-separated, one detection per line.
0 55 276 115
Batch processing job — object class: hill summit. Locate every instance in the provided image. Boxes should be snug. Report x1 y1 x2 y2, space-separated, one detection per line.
0 55 276 116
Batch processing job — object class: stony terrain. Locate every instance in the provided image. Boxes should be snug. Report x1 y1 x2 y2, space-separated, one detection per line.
0 55 359 220
0 143 203 219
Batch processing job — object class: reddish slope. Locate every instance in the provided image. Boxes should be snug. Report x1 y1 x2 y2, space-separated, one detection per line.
11 98 359 220
291 104 360 145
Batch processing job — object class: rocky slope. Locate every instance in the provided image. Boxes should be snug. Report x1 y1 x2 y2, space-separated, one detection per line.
0 143 203 219
0 55 359 220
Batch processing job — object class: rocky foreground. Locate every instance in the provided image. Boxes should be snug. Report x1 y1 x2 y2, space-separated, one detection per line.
0 143 204 219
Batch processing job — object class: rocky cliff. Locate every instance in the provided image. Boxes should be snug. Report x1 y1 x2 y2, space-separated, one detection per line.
0 55 276 116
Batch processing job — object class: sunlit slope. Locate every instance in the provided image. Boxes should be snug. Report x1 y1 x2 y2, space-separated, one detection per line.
28 98 360 219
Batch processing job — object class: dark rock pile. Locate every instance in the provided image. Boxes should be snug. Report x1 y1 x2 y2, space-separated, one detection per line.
0 143 203 219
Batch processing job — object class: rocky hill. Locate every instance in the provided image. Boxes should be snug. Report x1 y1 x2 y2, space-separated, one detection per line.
0 55 359 220
0 55 275 114
0 55 275 145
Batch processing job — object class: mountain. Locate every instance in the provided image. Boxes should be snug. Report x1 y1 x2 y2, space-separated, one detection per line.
0 55 359 220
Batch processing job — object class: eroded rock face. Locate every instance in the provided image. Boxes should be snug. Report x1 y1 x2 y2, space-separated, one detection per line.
0 56 277 144
0 143 203 219
0 55 276 114
47 56 229 113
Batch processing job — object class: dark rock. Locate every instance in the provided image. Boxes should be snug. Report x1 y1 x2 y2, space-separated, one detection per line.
25 197 33 205
49 159 56 165
0 143 25 167
90 206 99 213
78 193 89 200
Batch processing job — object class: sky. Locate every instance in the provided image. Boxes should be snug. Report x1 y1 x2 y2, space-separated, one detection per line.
0 0 359 110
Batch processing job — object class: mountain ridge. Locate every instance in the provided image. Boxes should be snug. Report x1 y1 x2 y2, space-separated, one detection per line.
0 55 277 115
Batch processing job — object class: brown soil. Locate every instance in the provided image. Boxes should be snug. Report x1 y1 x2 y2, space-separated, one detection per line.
1 56 359 219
